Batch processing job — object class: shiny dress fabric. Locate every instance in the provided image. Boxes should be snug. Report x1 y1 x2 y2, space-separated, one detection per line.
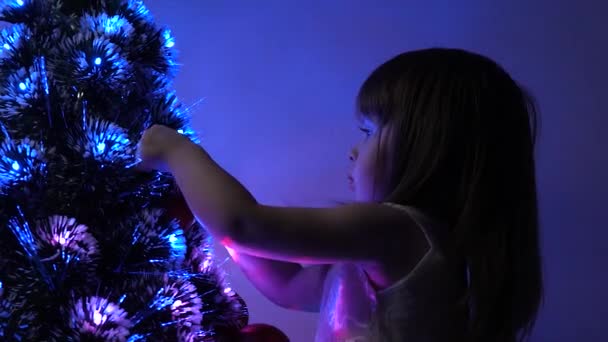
315 205 467 342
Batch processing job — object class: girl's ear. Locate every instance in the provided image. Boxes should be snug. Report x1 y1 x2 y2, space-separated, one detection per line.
166 190 196 229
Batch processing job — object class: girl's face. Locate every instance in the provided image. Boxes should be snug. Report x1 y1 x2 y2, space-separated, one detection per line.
348 117 389 202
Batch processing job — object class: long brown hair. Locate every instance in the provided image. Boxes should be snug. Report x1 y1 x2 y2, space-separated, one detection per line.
357 48 543 341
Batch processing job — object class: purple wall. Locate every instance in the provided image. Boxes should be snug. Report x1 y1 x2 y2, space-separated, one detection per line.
148 1 608 341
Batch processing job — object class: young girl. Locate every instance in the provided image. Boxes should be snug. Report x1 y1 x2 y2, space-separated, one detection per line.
137 48 543 342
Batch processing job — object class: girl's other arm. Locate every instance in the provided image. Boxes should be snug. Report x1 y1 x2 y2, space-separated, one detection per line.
229 250 329 312
168 190 328 312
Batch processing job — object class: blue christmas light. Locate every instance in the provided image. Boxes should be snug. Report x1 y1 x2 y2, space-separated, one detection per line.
150 287 174 311
129 0 151 19
18 82 26 91
15 0 24 6
0 139 45 189
127 334 147 342
163 30 175 48
96 142 106 154
94 57 102 65
168 234 177 243
38 56 50 95
1 25 26 57
167 229 186 256
102 15 127 35
176 127 199 144
74 118 134 165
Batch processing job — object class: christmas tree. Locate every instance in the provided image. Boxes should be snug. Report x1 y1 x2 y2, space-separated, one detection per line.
0 0 248 340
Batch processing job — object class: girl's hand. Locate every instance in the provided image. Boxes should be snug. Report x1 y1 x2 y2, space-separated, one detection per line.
136 124 189 171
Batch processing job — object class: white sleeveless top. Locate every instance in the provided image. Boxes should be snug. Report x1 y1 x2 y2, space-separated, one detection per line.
315 204 467 342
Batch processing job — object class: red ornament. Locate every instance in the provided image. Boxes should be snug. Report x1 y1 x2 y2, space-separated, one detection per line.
165 190 196 229
239 324 290 342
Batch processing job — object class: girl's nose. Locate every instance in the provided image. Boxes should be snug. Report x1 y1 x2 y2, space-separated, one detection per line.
349 147 358 161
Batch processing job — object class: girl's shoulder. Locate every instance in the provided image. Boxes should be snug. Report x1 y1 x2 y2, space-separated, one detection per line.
360 202 452 290
382 202 448 245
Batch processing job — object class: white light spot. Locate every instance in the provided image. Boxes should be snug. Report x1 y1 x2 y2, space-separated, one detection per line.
93 310 104 325
171 299 182 310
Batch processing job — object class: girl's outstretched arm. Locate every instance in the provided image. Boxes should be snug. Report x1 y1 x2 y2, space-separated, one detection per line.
137 125 424 265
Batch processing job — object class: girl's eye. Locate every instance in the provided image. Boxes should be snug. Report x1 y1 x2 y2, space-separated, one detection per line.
359 127 372 137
